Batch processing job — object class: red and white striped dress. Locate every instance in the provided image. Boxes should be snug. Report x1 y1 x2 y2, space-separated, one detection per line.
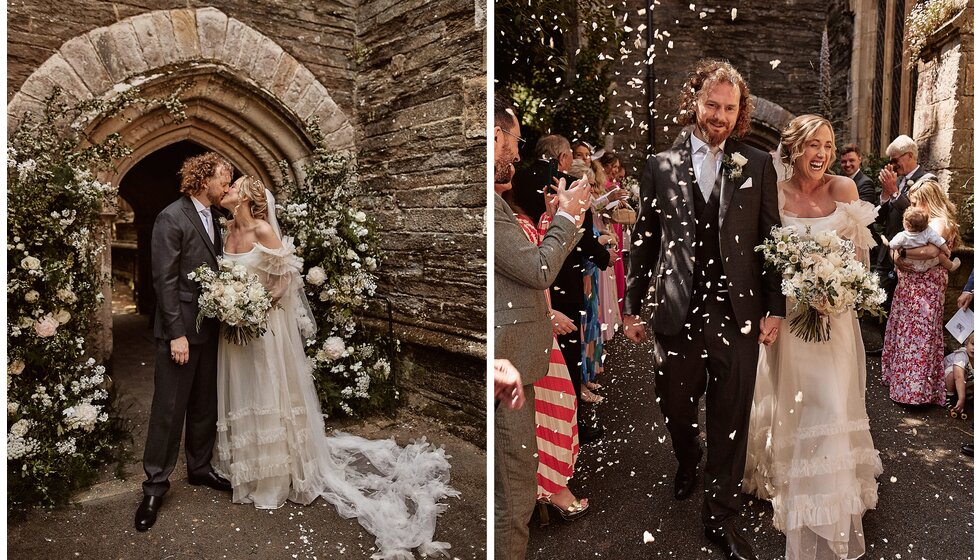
515 213 580 499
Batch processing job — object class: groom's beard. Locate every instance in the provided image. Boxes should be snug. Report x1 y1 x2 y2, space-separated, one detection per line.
697 121 733 147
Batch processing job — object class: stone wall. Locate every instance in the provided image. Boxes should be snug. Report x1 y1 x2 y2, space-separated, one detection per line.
354 0 487 439
912 5 973 238
605 2 827 174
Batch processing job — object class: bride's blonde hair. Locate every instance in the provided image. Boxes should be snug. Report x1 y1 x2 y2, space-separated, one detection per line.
236 176 269 221
779 115 836 172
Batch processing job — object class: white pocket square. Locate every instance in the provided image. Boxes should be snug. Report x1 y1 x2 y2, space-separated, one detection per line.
739 178 753 189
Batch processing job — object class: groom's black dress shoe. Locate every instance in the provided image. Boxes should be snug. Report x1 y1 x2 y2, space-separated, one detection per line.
188 471 232 492
673 448 703 500
134 495 163 532
704 525 757 560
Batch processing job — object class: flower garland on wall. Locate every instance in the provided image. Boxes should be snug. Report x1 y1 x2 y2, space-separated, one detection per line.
7 88 184 513
275 121 397 418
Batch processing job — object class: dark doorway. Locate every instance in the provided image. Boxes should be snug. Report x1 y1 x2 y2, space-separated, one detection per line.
113 141 211 316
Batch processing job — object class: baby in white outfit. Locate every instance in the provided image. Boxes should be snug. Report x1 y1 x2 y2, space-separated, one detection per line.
888 207 960 272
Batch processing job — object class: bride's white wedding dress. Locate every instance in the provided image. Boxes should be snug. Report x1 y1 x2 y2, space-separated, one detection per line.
743 199 883 560
212 237 459 560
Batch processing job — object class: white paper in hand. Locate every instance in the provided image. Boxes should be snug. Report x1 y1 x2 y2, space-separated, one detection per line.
945 307 974 343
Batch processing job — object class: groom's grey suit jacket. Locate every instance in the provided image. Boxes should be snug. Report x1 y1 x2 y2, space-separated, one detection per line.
493 193 582 384
624 130 785 336
152 195 222 343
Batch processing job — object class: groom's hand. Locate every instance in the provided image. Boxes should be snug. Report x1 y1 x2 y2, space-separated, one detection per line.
624 315 648 343
758 316 782 346
170 336 189 365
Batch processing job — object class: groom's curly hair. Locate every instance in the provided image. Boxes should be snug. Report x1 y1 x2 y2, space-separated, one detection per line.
179 152 232 196
677 59 754 139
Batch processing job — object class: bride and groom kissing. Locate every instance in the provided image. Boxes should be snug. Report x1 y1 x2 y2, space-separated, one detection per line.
134 152 458 559
623 60 881 560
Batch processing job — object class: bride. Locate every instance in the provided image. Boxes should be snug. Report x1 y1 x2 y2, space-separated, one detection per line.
213 175 459 559
743 115 883 560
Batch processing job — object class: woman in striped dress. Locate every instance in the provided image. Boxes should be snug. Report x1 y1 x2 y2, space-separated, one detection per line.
504 185 589 523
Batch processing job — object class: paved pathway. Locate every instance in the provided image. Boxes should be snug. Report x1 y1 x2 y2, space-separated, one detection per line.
528 334 974 560
8 313 487 560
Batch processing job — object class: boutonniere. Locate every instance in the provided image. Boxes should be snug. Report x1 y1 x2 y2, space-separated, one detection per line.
217 216 228 236
722 152 748 179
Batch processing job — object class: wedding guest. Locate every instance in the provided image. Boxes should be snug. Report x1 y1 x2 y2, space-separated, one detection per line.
494 359 525 410
569 159 618 401
572 141 594 166
882 179 961 405
944 333 974 416
597 152 629 311
839 143 877 204
503 167 589 523
493 95 590 560
512 134 613 445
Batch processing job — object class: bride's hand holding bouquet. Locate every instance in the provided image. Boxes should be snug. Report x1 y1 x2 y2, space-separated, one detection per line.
189 259 274 345
756 226 886 343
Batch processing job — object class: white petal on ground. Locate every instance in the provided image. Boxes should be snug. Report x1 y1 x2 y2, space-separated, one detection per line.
643 531 655 544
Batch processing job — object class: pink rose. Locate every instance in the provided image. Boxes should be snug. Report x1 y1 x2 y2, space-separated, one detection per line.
34 315 59 338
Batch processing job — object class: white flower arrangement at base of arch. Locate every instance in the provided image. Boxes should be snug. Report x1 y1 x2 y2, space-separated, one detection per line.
7 86 189 512
275 120 397 419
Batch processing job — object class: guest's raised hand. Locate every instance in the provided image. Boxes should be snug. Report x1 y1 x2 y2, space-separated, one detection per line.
555 176 592 227
878 167 898 199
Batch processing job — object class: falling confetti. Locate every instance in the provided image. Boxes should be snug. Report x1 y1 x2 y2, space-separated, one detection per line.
643 531 655 544
770 59 781 69
731 8 738 20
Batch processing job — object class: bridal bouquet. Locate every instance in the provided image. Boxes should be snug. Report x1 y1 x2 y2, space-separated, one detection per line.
188 260 273 345
756 226 887 342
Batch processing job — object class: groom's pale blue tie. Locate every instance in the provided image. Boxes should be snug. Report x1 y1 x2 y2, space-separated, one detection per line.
201 208 213 242
699 145 720 200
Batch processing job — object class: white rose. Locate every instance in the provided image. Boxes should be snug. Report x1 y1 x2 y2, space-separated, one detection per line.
247 285 266 301
24 290 39 303
8 402 20 415
21 256 40 271
306 266 327 286
364 257 377 271
732 153 748 167
57 288 77 303
232 281 246 293
354 211 367 222
63 403 100 432
323 336 346 361
34 315 59 338
54 309 71 325
9 360 25 376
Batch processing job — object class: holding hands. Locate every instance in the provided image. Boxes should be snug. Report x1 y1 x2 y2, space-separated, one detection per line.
758 316 782 346
623 315 647 343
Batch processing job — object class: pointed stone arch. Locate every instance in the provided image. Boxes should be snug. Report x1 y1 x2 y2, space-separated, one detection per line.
7 7 356 359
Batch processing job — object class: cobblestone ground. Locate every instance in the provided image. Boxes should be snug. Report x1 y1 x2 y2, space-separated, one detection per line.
528 333 974 560
7 313 488 560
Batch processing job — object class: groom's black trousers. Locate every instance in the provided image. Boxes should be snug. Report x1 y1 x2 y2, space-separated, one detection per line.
142 334 219 497
653 291 760 528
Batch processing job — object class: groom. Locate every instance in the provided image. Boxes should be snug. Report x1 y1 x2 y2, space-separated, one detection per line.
135 152 233 531
623 60 784 560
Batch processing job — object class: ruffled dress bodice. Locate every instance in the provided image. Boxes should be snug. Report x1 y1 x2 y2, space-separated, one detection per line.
743 198 883 560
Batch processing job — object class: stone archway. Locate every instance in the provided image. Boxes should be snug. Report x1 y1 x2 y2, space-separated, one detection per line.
7 7 356 359
745 95 795 152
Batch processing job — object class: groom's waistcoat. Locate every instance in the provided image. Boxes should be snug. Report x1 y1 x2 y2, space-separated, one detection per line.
692 175 726 299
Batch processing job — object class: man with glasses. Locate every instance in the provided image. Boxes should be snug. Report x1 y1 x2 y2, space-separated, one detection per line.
493 96 591 560
866 135 939 355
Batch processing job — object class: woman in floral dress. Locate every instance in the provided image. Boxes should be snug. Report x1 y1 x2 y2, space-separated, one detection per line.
881 179 961 405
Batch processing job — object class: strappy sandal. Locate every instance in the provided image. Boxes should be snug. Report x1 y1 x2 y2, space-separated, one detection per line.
580 387 604 404
537 497 590 526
